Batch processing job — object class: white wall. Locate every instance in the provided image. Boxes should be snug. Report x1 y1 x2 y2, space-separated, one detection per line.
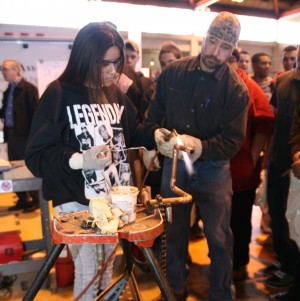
0 41 71 101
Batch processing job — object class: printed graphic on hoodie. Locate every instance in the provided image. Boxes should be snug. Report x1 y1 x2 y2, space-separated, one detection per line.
67 102 133 199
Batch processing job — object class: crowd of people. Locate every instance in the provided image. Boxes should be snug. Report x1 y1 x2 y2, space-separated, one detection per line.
1 11 299 301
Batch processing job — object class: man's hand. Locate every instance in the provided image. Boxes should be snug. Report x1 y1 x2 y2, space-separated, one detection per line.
154 128 177 158
83 145 111 170
142 149 160 170
178 134 202 163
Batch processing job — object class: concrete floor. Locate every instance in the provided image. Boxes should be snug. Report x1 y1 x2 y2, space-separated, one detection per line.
0 193 281 301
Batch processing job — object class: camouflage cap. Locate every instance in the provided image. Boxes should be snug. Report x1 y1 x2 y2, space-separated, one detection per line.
207 12 241 46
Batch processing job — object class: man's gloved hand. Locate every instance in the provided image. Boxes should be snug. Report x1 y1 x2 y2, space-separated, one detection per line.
154 128 177 158
142 149 160 170
178 134 202 163
83 145 111 170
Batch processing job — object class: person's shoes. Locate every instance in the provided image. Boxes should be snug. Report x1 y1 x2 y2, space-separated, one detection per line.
269 290 299 301
23 203 37 213
265 271 294 289
174 288 188 301
264 261 282 276
8 201 36 213
189 223 205 240
8 203 25 211
233 265 248 282
152 288 188 301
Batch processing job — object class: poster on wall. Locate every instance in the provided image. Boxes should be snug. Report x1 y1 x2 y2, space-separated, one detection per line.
36 60 67 96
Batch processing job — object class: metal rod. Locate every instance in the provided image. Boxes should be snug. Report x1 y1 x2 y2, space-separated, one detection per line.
141 247 176 301
23 244 65 301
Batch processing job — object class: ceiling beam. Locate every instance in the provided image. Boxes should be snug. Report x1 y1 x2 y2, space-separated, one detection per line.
280 0 300 18
194 0 220 10
273 0 279 17
209 3 277 19
101 0 192 9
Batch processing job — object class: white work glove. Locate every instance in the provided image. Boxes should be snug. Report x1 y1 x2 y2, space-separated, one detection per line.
69 145 111 170
154 128 177 158
83 145 111 170
178 134 202 163
142 149 161 170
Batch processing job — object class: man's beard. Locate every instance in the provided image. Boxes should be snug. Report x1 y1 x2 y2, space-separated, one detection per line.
202 55 222 69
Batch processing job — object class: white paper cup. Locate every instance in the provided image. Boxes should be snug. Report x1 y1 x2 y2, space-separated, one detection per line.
111 186 139 223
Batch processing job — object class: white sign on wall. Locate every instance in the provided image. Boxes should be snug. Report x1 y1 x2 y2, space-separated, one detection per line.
36 60 67 96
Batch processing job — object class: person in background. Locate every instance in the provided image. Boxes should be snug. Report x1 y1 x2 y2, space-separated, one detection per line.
228 49 275 281
143 40 183 197
274 45 297 79
251 52 274 241
251 52 274 101
1 59 39 213
124 39 154 119
156 40 205 240
158 41 183 72
283 59 300 300
238 50 251 74
143 11 249 301
263 44 300 291
25 22 144 301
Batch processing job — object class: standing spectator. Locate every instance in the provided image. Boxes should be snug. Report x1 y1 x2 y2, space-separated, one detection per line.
228 49 275 281
143 40 183 198
284 58 300 300
143 11 249 301
251 52 274 239
274 45 297 78
238 50 251 74
158 41 183 72
25 22 144 301
251 52 274 101
264 45 300 290
124 39 154 120
1 59 39 213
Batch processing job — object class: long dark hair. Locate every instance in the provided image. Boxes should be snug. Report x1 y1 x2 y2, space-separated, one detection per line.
59 22 125 104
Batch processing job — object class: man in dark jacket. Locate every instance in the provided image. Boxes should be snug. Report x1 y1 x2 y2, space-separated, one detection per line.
1 59 39 212
143 12 249 301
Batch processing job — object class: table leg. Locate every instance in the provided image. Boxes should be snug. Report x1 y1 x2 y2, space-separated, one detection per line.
23 244 65 301
141 247 175 301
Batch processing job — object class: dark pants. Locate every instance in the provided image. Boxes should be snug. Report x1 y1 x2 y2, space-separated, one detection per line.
267 163 299 275
6 128 39 206
161 158 233 301
231 189 256 269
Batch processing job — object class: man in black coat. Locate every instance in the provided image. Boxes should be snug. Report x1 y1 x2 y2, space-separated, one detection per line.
1 59 39 212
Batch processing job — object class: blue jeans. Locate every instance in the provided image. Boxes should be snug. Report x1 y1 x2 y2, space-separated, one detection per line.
161 158 233 301
54 202 116 301
267 163 299 276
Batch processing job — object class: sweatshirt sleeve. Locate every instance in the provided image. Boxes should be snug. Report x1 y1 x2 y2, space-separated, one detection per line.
25 81 80 179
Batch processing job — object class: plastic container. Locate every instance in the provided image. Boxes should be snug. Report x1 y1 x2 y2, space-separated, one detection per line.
111 186 139 223
55 245 74 287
